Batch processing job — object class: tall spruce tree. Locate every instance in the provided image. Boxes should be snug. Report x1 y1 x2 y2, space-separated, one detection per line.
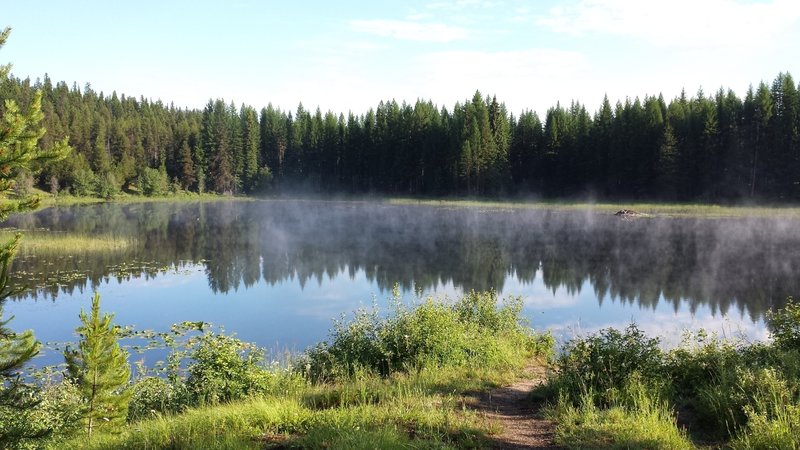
64 293 131 437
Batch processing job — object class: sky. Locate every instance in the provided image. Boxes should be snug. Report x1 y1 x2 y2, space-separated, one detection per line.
3 0 800 116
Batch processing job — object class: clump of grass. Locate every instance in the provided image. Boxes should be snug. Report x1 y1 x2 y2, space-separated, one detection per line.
548 379 694 450
56 365 508 449
55 397 311 450
0 229 133 254
731 401 800 449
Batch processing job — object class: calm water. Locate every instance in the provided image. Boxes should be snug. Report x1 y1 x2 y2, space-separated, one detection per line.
3 200 799 366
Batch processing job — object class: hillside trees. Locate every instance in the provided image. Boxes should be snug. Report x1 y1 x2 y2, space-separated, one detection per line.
1 67 799 200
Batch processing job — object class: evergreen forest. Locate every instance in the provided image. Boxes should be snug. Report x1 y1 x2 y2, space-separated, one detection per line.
2 72 799 201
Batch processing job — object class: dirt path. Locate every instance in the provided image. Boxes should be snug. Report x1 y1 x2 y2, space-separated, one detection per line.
474 363 563 449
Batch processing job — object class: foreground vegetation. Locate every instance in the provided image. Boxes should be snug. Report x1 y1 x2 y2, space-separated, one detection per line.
1 291 553 449
6 289 800 449
542 300 800 449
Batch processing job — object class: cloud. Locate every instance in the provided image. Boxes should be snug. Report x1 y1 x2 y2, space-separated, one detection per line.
349 19 469 42
538 0 800 48
427 0 498 11
410 48 588 111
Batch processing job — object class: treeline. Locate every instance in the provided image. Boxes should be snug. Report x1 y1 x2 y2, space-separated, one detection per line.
2 72 799 200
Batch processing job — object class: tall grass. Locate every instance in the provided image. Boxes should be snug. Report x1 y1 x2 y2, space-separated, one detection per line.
548 378 694 450
0 229 133 254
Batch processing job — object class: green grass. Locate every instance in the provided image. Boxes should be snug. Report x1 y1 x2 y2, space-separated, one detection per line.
1 187 248 210
0 229 134 254
548 390 694 450
53 364 529 449
387 197 800 217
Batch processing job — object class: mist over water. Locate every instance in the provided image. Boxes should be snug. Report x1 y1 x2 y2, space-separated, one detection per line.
3 200 798 365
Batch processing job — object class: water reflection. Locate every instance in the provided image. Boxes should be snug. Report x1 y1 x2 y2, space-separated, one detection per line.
5 200 799 323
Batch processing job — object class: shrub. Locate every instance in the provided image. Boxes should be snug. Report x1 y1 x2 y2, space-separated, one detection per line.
95 173 120 199
553 324 664 406
304 291 549 381
70 169 97 197
185 333 273 405
137 167 168 197
128 376 187 421
0 380 82 449
768 298 800 350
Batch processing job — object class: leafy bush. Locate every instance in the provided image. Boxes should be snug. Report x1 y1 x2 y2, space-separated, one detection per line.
95 173 120 199
185 333 274 405
553 324 664 406
768 298 800 350
732 401 800 449
128 376 187 421
304 291 550 381
137 167 169 197
0 379 82 449
70 169 98 196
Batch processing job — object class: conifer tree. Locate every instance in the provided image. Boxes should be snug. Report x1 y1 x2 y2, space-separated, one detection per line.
0 26 70 445
64 293 131 437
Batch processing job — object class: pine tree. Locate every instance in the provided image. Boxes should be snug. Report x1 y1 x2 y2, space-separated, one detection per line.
0 26 70 445
64 293 131 437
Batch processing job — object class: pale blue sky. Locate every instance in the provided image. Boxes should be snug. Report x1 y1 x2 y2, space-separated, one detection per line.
3 0 799 116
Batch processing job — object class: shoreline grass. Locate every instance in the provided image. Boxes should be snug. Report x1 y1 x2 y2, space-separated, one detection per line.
0 229 134 254
386 197 800 217
6 188 800 218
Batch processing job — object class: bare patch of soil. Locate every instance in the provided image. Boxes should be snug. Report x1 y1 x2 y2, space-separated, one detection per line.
473 364 564 449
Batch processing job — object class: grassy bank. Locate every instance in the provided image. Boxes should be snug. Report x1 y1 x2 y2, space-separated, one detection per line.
0 188 248 212
7 188 800 218
388 197 800 217
541 301 800 449
11 291 553 449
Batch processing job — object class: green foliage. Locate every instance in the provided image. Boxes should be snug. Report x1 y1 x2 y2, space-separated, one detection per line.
732 396 800 449
185 332 273 405
70 169 97 197
0 379 83 449
137 167 169 197
553 324 664 406
0 27 70 447
549 377 694 450
64 293 131 437
768 297 800 350
95 173 120 199
304 290 550 380
248 166 272 193
127 376 184 422
547 300 800 447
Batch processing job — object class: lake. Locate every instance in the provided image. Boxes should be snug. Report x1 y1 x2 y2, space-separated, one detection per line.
3 200 798 367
